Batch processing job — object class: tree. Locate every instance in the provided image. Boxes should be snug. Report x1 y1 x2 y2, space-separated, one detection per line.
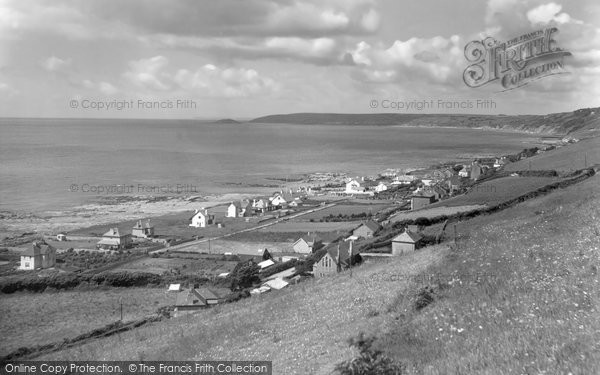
229 261 260 291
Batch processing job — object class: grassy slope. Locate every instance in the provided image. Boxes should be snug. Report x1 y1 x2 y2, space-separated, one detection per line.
505 137 600 172
36 175 599 373
0 288 175 356
381 174 600 374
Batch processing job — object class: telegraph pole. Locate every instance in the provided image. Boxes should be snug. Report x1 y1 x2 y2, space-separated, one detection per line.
119 297 123 321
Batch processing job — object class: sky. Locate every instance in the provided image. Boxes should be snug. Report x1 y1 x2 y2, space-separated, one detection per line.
0 0 598 119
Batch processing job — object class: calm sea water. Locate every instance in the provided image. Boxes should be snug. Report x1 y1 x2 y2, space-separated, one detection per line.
0 118 540 213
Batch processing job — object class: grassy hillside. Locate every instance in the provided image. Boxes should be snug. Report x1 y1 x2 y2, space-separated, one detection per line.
505 137 600 172
35 171 600 373
249 107 600 136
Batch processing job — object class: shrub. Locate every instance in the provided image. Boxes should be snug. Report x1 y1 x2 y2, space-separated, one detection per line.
335 332 403 375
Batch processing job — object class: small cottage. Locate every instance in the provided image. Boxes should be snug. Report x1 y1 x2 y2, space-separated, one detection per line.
411 193 435 210
352 220 381 239
20 241 56 270
132 219 155 238
391 229 423 255
293 235 324 254
189 209 214 228
97 228 132 250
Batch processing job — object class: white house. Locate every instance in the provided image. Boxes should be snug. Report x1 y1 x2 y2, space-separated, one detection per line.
375 182 388 193
270 194 287 208
391 175 415 185
345 179 364 194
458 166 470 178
20 241 56 270
227 202 241 218
189 209 213 228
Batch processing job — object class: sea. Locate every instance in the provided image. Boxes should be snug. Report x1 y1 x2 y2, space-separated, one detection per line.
0 118 541 213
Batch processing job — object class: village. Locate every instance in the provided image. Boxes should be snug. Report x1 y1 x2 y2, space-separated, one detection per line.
0 138 579 316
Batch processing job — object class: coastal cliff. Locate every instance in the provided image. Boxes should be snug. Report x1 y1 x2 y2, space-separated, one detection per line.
250 107 600 136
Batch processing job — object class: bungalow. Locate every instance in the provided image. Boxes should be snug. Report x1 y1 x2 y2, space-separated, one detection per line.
293 235 324 254
257 259 275 270
132 219 155 238
391 229 423 255
56 233 67 241
252 198 271 213
345 179 364 194
97 228 132 250
270 193 287 209
189 209 214 228
352 220 381 239
174 288 222 312
374 182 388 193
312 241 360 278
411 193 436 210
262 278 289 290
20 241 56 270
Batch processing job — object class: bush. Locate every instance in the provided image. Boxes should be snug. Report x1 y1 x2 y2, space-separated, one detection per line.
335 332 403 374
413 286 435 311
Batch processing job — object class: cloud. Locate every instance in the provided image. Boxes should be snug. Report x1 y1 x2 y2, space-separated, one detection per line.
123 56 171 90
41 56 71 72
348 35 465 87
526 2 582 25
82 79 119 95
123 56 278 98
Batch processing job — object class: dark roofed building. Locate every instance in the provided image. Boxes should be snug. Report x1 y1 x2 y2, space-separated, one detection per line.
411 192 436 210
352 220 382 238
312 241 361 278
20 241 56 270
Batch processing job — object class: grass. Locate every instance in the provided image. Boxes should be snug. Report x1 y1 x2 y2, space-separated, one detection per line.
0 287 176 357
298 204 392 221
430 176 563 207
258 221 361 233
504 137 600 172
112 256 239 277
377 174 600 374
388 205 485 223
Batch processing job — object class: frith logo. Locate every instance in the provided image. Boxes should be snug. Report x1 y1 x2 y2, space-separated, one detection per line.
463 27 571 90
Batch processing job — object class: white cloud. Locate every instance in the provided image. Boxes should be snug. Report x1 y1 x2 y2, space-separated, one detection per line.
41 56 71 72
83 79 118 95
526 2 581 25
123 56 170 90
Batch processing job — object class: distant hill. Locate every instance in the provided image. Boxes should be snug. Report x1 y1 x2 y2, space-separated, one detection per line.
215 118 241 124
249 108 600 136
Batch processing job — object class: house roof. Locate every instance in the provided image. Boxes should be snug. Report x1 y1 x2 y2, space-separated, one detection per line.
392 230 423 244
257 259 275 269
195 288 219 301
296 235 322 246
320 241 359 265
175 290 206 307
264 267 296 281
21 241 56 257
359 220 381 233
168 284 181 291
102 228 129 238
449 176 462 185
412 192 435 199
262 278 289 290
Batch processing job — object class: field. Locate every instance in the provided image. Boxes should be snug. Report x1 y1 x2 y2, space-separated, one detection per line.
165 239 293 256
388 205 485 223
112 255 239 276
430 176 563 207
257 220 361 233
68 209 269 240
34 172 600 374
0 287 176 357
298 203 392 221
505 137 600 172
